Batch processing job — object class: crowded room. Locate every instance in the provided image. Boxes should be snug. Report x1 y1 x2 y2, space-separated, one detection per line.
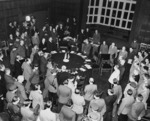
0 0 150 121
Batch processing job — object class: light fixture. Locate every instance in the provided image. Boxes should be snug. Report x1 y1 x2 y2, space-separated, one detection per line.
25 16 31 22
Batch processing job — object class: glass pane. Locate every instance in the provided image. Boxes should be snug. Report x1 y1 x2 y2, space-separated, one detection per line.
101 9 105 15
116 19 120 26
108 1 112 8
114 1 118 8
94 16 97 23
112 10 116 17
127 22 132 28
90 8 94 14
91 0 94 6
105 18 109 24
131 4 136 11
100 17 104 23
102 0 107 7
95 8 98 14
117 11 122 18
123 12 128 19
125 3 130 10
119 2 123 9
122 21 126 27
111 19 115 25
129 13 134 20
106 9 110 16
95 0 99 6
89 16 93 22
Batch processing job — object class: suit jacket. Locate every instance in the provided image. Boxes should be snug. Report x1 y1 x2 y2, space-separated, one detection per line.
59 105 76 121
104 95 117 113
29 90 44 110
17 45 26 58
14 81 27 102
4 74 15 90
22 62 33 81
84 84 97 101
14 60 23 78
118 95 135 115
32 53 40 66
6 91 17 103
38 108 57 121
58 85 72 104
128 101 145 121
0 71 6 96
57 71 70 85
21 107 36 121
113 85 122 104
10 50 17 65
40 56 47 75
89 98 106 116
71 93 85 114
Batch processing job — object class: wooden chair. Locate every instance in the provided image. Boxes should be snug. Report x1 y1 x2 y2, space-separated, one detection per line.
140 43 147 51
1 41 9 56
100 60 113 76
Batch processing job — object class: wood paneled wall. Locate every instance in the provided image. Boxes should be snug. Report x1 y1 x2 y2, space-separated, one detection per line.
0 0 51 39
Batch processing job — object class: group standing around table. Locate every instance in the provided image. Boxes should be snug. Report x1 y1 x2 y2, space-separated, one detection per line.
0 16 149 121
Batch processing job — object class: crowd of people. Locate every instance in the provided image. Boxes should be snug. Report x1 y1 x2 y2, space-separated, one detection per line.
0 15 149 121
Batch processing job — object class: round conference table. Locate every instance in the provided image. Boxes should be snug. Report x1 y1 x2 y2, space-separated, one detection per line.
51 52 92 83
51 53 85 69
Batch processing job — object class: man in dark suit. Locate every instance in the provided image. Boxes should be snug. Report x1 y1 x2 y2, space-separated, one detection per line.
40 53 48 77
59 100 76 121
103 89 117 121
4 68 15 90
14 55 23 78
77 29 86 52
57 65 70 85
57 80 72 113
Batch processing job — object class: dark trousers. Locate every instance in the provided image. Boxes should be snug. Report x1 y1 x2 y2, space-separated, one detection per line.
84 100 90 115
48 92 58 106
57 102 64 113
103 111 113 121
118 114 128 121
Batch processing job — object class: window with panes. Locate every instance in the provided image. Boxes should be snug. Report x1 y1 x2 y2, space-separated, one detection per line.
87 0 136 30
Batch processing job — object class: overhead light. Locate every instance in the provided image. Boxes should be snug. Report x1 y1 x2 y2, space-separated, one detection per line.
25 16 31 22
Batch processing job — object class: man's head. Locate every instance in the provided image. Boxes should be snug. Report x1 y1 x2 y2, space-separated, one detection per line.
0 64 5 71
127 89 133 96
5 68 11 75
17 75 24 83
136 94 143 102
89 77 94 84
12 96 20 105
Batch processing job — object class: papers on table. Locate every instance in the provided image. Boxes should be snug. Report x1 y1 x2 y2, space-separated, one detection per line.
81 55 87 59
84 64 92 69
62 50 66 53
51 51 57 54
63 59 69 63
85 59 91 62
70 51 75 54
77 53 81 55
80 68 86 72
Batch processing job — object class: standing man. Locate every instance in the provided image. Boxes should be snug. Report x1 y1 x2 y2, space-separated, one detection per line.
84 78 97 114
92 30 100 55
118 89 135 121
128 94 145 121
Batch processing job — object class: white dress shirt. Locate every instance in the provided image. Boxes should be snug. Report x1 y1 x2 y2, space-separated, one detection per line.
108 69 120 84
37 108 57 121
